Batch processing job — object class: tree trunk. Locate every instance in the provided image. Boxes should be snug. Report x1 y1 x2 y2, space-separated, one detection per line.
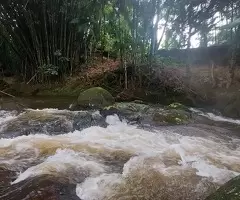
157 8 170 50
186 27 192 85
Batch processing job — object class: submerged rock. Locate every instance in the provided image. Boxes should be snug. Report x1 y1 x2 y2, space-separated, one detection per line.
153 109 191 125
3 110 73 136
101 102 193 126
102 102 150 123
0 168 79 200
77 87 114 108
73 111 107 130
205 175 240 200
0 109 109 138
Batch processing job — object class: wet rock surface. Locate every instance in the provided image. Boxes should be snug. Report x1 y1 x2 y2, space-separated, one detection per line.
72 111 107 131
0 109 107 138
1 101 240 139
102 102 198 126
0 167 80 200
205 175 240 200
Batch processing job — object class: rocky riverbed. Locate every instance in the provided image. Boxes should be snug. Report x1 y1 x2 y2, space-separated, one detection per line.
0 98 239 200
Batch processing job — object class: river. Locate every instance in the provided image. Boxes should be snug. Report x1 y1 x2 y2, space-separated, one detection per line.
0 98 239 200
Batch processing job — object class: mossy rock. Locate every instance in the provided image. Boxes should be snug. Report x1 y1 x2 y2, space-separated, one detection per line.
101 102 149 120
153 110 190 125
113 102 149 113
102 102 149 116
77 87 114 108
205 175 240 200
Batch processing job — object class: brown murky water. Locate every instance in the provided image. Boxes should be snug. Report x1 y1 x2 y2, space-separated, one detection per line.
0 99 239 200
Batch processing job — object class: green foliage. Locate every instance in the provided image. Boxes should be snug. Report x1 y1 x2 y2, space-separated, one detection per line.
0 0 240 83
38 64 59 76
0 24 20 74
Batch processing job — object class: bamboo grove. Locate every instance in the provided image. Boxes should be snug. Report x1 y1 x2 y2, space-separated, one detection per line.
0 0 239 82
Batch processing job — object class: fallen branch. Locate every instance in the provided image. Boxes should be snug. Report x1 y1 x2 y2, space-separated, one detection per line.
0 90 15 98
27 73 38 85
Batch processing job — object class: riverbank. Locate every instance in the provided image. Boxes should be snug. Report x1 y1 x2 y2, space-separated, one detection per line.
36 64 240 119
1 60 240 118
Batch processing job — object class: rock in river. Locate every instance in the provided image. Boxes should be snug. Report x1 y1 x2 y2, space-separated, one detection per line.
205 175 240 200
0 167 79 200
77 87 114 109
102 102 193 126
153 109 191 125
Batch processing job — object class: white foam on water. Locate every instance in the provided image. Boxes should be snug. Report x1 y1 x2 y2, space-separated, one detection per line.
0 111 240 199
12 149 107 184
105 114 127 125
192 159 239 183
25 108 88 117
190 107 240 125
76 173 122 200
0 110 18 132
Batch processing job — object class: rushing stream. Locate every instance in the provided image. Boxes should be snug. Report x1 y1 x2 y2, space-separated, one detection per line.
0 102 239 200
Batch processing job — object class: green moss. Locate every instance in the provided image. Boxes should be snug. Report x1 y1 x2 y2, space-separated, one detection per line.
113 102 150 114
153 110 190 125
205 175 240 200
77 87 114 108
104 105 116 110
165 113 188 124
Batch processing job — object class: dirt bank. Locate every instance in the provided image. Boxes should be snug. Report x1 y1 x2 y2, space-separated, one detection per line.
1 57 240 118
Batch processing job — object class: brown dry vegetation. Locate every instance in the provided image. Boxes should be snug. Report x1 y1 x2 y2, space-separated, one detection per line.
2 55 240 118
164 64 240 118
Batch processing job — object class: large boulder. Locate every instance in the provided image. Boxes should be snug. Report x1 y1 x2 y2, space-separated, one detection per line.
101 102 150 122
205 175 240 200
101 102 193 126
77 87 114 108
0 168 79 200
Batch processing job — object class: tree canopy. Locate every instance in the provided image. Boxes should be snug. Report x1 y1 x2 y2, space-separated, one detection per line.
0 0 239 82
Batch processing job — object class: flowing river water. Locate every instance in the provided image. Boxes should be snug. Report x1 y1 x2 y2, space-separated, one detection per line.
0 99 239 200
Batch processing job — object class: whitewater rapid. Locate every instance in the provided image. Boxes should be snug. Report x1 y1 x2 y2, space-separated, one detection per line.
0 109 239 200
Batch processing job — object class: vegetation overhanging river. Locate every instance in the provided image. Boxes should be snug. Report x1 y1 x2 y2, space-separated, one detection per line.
0 97 239 200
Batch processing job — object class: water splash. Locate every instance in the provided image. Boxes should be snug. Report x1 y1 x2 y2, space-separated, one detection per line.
190 108 240 125
0 109 239 200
